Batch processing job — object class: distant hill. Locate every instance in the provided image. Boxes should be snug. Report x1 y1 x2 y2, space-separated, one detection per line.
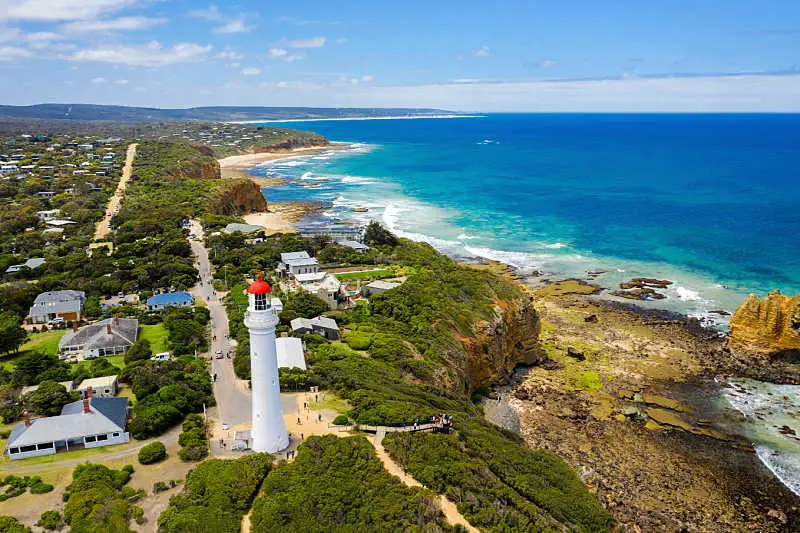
0 104 460 122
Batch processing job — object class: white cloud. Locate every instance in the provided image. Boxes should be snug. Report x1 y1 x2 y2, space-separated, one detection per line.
241 67 260 76
283 36 326 48
268 47 304 62
259 80 322 90
23 31 65 49
115 79 129 84
213 19 253 34
474 45 491 57
190 5 223 21
0 28 23 43
8 0 140 21
192 5 254 33
62 16 168 33
70 41 213 67
215 48 243 60
90 76 106 83
25 31 62 42
539 59 556 68
335 38 347 44
0 45 33 61
334 74 800 112
360 75 374 83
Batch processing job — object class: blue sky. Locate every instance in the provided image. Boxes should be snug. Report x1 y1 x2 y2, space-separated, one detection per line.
1 0 800 111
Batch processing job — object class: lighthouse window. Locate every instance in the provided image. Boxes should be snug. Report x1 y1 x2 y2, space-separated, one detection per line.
254 293 268 310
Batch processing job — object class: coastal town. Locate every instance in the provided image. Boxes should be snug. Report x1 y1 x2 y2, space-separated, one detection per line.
0 113 797 533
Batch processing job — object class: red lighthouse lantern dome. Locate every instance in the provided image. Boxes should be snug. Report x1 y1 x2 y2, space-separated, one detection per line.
247 274 272 295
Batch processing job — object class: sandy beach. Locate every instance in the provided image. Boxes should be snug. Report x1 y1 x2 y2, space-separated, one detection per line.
218 143 354 177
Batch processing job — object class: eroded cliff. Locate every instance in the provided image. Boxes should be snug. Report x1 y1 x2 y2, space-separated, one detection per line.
453 295 542 393
249 137 329 153
729 290 800 354
209 179 268 216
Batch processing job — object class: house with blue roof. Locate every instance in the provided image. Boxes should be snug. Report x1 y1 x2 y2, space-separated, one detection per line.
146 291 194 311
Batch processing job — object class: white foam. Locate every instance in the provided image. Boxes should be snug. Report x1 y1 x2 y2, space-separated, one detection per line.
341 175 376 184
382 203 405 230
301 171 313 180
675 286 705 302
544 242 569 249
457 233 479 241
273 160 309 168
755 445 800 496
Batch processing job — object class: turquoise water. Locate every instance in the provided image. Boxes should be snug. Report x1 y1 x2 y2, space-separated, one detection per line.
252 114 800 324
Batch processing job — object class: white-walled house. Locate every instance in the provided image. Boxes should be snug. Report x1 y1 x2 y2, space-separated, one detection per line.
5 397 129 460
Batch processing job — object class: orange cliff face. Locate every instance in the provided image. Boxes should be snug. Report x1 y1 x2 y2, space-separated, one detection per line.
729 290 800 354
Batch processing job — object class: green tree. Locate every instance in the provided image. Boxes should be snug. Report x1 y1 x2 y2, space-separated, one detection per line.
138 441 167 465
363 221 397 247
26 381 76 416
124 339 152 364
0 311 26 355
37 510 65 530
84 295 101 318
13 352 68 386
279 292 329 323
0 516 32 533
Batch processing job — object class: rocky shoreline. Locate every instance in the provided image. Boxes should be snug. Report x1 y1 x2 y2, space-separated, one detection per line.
485 280 800 531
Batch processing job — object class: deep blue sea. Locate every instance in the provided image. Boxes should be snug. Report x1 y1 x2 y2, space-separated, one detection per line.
252 114 800 324
251 113 800 493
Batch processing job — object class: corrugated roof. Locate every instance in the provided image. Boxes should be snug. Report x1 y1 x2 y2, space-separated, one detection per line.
61 397 127 429
7 398 127 448
77 375 118 391
280 251 311 262
285 257 318 267
147 292 193 305
59 318 138 351
276 337 306 370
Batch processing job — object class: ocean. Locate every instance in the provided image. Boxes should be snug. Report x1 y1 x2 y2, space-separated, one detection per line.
250 113 800 494
253 113 800 326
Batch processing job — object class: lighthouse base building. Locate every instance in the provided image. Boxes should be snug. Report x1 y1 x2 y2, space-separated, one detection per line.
243 275 289 453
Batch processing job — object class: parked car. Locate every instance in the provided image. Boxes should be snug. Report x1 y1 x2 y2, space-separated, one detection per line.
48 317 65 325
215 350 223 359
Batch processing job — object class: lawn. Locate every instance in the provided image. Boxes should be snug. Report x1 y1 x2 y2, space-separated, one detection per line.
140 323 168 353
20 329 63 355
335 269 395 281
0 329 64 370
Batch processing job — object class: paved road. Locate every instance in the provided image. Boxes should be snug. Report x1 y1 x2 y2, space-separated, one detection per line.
94 142 137 240
187 219 252 427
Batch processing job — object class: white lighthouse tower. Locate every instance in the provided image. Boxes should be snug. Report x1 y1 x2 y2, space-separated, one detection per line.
243 274 289 453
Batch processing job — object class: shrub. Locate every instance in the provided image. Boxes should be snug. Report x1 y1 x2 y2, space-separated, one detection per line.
158 454 272 533
29 480 54 494
153 481 169 494
249 436 450 532
138 441 167 465
343 332 372 350
36 510 65 530
0 516 31 533
178 414 208 462
179 443 208 462
332 414 350 425
63 463 142 533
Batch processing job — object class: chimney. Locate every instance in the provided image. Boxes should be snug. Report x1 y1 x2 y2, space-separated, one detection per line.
83 398 90 414
72 321 78 333
106 323 112 335
86 387 93 398
23 411 30 427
